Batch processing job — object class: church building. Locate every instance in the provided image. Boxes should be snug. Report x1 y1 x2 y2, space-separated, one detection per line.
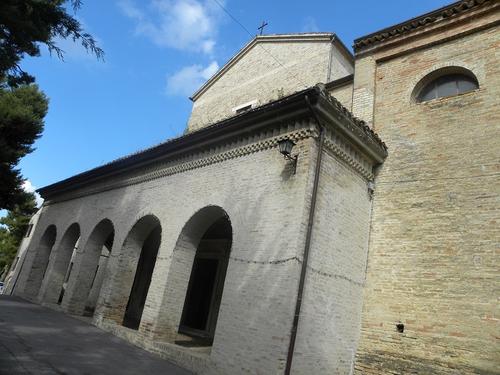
5 0 499 374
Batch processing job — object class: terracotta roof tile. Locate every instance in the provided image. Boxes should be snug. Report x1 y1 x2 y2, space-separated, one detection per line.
353 0 494 52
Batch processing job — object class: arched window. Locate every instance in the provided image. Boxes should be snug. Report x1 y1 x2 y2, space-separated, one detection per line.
414 67 479 103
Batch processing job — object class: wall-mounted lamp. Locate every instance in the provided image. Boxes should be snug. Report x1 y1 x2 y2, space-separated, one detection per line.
277 139 298 174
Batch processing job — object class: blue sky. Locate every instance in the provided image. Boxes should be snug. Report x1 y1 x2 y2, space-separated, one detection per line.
17 0 452 202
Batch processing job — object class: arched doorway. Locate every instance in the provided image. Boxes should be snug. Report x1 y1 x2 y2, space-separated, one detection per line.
40 223 80 304
109 215 161 330
157 206 232 346
179 215 232 344
62 219 114 316
24 225 57 297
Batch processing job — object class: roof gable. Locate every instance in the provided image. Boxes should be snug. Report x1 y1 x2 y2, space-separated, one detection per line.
190 33 353 101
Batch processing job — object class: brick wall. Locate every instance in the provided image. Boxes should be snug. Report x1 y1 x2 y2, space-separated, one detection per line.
355 22 500 375
292 147 372 374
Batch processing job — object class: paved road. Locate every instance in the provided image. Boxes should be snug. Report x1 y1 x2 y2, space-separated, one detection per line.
0 295 192 375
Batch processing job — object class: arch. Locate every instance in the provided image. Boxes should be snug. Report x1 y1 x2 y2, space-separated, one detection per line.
107 215 162 330
157 205 232 345
62 219 114 316
413 66 479 103
24 225 57 297
40 223 80 304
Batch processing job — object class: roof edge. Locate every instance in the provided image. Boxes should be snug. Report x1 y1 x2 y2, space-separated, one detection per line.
190 33 336 102
325 74 354 90
353 0 494 53
38 84 386 199
38 86 319 198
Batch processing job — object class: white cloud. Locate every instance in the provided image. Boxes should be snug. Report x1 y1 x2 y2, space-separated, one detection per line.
22 180 44 208
166 61 219 96
118 0 223 54
301 16 319 32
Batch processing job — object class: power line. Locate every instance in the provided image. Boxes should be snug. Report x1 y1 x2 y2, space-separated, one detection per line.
211 0 309 89
212 0 254 36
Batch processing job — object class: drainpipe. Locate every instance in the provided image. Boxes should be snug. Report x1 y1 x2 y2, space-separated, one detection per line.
284 92 325 375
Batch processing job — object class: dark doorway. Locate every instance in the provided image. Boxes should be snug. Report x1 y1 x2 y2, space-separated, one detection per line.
123 225 161 330
179 216 232 344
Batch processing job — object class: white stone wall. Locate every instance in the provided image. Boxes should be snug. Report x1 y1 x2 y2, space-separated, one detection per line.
15 135 317 375
291 148 372 374
13 117 381 374
188 40 353 131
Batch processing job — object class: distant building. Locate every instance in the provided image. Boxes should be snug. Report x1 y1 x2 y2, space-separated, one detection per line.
6 0 499 373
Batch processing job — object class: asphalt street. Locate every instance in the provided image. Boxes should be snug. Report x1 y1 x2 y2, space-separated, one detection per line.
0 295 193 375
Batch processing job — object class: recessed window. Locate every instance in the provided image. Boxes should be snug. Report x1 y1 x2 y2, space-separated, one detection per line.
232 99 258 114
414 67 478 103
25 224 34 238
235 104 252 114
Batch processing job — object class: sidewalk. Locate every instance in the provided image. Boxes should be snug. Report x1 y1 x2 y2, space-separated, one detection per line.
0 295 193 375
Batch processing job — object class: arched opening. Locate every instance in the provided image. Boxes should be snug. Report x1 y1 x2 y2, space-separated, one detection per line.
83 232 113 316
110 215 161 330
58 237 79 304
178 215 232 345
40 223 80 305
24 225 57 297
413 66 479 103
62 219 114 316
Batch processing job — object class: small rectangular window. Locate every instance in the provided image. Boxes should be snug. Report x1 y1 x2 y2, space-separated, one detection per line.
232 99 258 114
25 224 33 238
235 104 252 114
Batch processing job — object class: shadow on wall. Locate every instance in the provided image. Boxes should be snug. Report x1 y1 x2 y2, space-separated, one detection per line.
150 166 304 373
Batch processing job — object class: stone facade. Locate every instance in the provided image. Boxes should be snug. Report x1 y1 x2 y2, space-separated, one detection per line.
9 87 386 374
6 1 499 374
188 34 354 132
352 1 500 373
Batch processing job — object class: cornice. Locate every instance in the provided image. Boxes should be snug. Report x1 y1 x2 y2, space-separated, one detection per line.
325 74 354 91
324 134 374 180
314 89 388 164
353 0 495 54
43 126 315 205
40 85 387 205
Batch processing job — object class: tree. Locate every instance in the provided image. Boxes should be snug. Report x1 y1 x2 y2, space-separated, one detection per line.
0 191 37 278
0 0 104 86
0 0 103 209
0 84 48 209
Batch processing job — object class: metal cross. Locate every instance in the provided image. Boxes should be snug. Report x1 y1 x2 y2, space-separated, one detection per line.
258 21 268 35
